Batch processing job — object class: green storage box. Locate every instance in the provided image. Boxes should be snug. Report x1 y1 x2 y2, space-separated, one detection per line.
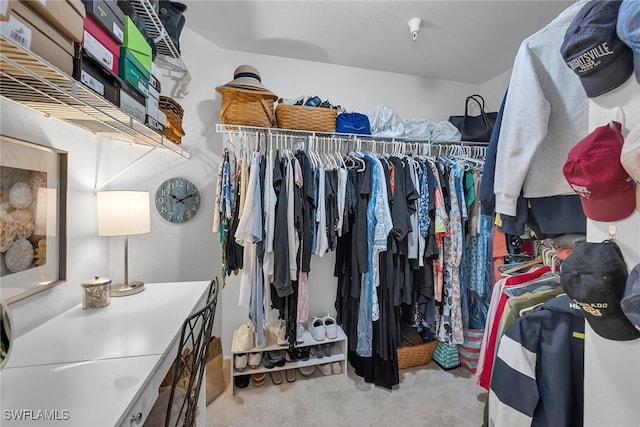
119 47 150 98
123 16 152 73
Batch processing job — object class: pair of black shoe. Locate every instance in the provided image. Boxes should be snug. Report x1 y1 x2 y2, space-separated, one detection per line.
262 350 286 369
287 347 310 362
234 375 250 389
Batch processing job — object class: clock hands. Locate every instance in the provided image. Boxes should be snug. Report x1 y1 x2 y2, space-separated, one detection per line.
177 193 196 203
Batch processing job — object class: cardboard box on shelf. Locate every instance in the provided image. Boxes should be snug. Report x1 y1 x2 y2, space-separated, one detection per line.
80 0 124 44
23 0 85 42
73 45 120 107
119 81 146 123
150 62 162 93
1 0 74 75
122 16 151 73
146 114 165 135
83 15 119 75
119 47 149 98
147 85 159 121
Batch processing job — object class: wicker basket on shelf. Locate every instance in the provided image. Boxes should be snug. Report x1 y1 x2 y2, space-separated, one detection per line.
397 340 438 370
276 104 337 132
218 89 275 128
159 96 185 145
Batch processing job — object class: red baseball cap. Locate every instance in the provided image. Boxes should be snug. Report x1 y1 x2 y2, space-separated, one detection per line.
563 121 635 222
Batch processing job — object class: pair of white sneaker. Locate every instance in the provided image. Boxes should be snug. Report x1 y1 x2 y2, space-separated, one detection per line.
308 314 337 341
234 352 262 371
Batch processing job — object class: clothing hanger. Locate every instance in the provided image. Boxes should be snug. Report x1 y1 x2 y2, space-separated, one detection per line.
500 254 544 276
519 302 544 317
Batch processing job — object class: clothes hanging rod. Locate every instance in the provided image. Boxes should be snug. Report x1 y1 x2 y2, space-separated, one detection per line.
215 123 489 146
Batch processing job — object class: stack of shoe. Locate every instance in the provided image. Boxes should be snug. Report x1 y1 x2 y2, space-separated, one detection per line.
159 96 185 144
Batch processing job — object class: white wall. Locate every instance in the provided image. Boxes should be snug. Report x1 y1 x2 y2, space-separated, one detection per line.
2 27 509 357
1 99 111 336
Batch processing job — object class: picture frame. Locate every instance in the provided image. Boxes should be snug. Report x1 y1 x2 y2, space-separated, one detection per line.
0 135 67 304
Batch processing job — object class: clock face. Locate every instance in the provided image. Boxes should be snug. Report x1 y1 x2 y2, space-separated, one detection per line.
155 177 201 223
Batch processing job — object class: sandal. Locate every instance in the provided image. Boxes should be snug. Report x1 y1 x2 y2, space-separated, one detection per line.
270 371 284 385
286 369 296 382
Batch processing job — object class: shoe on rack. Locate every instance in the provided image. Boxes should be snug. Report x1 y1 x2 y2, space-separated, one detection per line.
234 353 248 372
273 319 288 346
296 322 306 344
251 372 266 387
268 350 287 367
234 375 250 389
286 369 296 382
237 323 254 351
331 362 342 374
308 317 326 341
248 352 262 369
323 314 338 339
270 371 284 385
318 363 332 376
299 366 315 377
299 347 310 361
262 352 275 369
312 345 325 359
323 343 333 357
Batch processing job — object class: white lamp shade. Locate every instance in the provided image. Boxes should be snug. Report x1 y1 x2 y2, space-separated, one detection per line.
97 191 151 236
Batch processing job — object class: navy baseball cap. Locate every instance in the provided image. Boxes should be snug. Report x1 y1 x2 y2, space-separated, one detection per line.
561 240 640 341
561 1 634 98
621 263 640 331
617 0 640 83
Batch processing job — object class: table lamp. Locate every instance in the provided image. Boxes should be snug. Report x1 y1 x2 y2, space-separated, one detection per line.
96 191 150 296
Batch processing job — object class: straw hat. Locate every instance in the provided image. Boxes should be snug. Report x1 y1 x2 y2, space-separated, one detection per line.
215 65 278 100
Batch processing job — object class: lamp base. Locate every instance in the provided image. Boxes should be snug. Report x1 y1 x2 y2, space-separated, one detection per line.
111 281 145 297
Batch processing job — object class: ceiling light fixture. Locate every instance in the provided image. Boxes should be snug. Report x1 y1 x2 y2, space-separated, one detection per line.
408 17 422 41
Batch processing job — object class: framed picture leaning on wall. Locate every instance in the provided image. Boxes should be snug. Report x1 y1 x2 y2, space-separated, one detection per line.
0 135 67 304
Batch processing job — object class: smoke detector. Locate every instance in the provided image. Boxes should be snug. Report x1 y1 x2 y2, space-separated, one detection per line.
408 17 422 41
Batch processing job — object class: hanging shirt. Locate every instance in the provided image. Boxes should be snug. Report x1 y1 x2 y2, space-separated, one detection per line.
286 153 300 279
336 167 348 237
407 158 420 261
235 152 263 308
493 1 588 216
263 148 276 284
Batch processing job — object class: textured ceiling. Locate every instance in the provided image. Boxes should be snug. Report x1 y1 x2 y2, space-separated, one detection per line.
184 0 574 84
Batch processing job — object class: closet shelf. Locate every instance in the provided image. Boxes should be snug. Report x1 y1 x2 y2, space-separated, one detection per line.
130 0 191 94
0 36 190 159
216 123 489 146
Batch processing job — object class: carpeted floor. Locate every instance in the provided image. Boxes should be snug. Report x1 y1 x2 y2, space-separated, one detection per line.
206 359 486 427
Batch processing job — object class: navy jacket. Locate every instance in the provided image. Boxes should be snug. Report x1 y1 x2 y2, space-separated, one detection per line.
489 294 585 426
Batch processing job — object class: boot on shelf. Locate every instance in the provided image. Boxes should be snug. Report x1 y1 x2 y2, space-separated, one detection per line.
158 1 187 54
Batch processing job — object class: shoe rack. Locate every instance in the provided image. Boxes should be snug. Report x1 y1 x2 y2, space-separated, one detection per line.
230 325 348 395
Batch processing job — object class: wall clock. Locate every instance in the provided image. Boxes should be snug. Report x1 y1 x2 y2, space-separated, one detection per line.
155 177 201 223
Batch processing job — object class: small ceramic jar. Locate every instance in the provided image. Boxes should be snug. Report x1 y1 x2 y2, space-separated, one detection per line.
81 276 111 309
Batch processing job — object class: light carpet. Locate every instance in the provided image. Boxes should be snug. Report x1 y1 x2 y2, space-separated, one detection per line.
206 360 487 427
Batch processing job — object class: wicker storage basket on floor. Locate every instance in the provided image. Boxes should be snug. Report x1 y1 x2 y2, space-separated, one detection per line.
276 104 337 132
219 89 275 128
397 340 438 370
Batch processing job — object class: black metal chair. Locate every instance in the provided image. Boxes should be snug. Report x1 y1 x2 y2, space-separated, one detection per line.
145 277 220 427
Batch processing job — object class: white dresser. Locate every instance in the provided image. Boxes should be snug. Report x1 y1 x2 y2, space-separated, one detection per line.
0 281 210 427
